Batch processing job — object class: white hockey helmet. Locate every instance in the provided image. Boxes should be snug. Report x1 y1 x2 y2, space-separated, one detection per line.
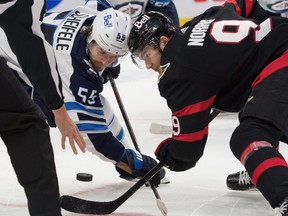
258 0 288 13
88 8 131 56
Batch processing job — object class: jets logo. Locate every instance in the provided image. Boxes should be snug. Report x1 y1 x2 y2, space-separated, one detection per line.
116 2 144 19
121 6 140 16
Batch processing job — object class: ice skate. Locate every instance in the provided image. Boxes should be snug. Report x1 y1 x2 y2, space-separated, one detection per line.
275 198 288 216
226 170 257 191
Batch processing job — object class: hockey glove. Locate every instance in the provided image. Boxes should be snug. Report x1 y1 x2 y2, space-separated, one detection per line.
155 137 174 169
118 149 165 187
101 65 120 84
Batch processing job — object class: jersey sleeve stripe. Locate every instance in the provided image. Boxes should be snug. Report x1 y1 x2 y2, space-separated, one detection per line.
252 50 288 87
173 126 208 142
173 95 216 117
245 0 254 17
65 101 104 115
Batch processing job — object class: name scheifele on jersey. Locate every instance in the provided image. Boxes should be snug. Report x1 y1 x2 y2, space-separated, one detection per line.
55 11 90 52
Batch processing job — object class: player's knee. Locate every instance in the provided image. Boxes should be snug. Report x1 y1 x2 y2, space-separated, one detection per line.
230 121 250 160
230 117 281 161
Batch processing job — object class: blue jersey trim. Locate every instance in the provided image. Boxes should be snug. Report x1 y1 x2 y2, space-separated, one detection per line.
65 101 104 115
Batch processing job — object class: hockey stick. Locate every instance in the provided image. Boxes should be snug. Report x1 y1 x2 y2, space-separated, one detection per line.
150 122 172 134
60 109 221 215
61 162 165 214
150 110 221 134
108 75 167 216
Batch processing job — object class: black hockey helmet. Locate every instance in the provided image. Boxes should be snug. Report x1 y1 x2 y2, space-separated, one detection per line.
128 11 176 66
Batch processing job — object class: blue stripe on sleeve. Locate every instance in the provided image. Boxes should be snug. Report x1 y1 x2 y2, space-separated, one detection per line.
65 101 104 115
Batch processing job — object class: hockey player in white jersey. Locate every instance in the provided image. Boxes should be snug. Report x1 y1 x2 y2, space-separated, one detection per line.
46 0 179 27
6 1 165 186
257 0 288 15
44 4 165 186
107 0 179 27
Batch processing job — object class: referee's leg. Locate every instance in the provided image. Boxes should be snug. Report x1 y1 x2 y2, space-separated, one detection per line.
0 57 61 215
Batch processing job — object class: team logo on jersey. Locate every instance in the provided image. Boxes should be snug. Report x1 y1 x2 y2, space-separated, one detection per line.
116 2 144 19
158 63 170 81
180 26 189 34
246 96 254 104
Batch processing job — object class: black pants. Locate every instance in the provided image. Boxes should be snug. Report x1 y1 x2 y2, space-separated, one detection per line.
230 67 288 208
0 58 61 215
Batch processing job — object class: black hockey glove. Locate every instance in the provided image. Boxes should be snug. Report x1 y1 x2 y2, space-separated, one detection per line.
101 64 120 84
155 137 175 170
117 149 165 187
155 137 199 171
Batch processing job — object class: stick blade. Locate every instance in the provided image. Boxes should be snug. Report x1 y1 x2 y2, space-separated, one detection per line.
149 122 172 134
60 163 165 215
61 195 118 214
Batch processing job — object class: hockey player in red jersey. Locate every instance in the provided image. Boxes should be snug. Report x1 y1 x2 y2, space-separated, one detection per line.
128 0 288 214
226 0 288 192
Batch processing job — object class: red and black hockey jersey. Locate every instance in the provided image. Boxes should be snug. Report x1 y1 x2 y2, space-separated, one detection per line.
157 0 288 171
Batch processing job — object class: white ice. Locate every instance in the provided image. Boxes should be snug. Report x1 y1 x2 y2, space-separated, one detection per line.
1 58 287 216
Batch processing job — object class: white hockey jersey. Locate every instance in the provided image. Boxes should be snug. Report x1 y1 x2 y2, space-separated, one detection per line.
108 0 148 23
43 6 101 103
107 0 179 27
44 5 129 163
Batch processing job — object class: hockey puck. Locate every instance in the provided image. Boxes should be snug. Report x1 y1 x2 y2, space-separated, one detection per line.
76 173 93 182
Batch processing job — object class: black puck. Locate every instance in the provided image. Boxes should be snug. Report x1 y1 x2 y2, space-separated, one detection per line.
76 173 93 182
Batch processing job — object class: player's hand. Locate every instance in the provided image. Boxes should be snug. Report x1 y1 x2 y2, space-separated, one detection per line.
101 65 120 83
155 137 173 169
127 149 163 187
118 149 164 187
53 105 86 154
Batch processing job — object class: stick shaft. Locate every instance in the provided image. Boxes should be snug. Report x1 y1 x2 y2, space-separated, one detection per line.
61 108 221 214
109 75 140 151
61 162 165 214
108 75 162 199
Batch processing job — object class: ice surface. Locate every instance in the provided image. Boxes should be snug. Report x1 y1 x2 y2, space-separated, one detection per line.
0 58 286 216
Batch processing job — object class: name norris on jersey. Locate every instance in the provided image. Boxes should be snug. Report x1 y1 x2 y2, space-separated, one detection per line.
55 11 89 51
188 19 214 47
